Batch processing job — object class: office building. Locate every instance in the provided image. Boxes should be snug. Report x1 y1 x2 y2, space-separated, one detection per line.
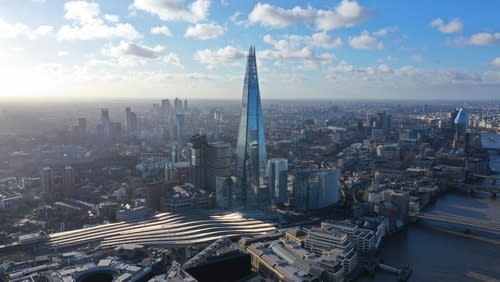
292 168 341 210
321 220 376 254
174 97 183 113
236 46 267 208
161 99 171 115
99 108 110 140
267 158 288 205
125 107 138 134
376 111 391 130
215 176 234 209
175 113 184 141
206 142 232 192
190 135 232 192
41 167 53 197
101 108 109 125
453 107 468 150
62 166 75 197
109 122 122 140
78 118 87 138
101 108 109 131
116 206 148 222
190 135 207 189
246 238 344 282
303 227 358 274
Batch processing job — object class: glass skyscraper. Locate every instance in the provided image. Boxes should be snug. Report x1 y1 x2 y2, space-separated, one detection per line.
267 158 288 205
236 46 267 208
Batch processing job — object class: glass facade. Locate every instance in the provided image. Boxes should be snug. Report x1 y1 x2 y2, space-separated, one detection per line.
293 169 340 210
454 107 468 134
236 46 267 207
267 158 288 204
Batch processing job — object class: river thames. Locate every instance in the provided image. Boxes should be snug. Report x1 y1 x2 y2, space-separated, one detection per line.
359 192 500 282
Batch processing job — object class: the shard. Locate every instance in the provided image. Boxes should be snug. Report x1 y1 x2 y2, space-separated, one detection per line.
236 46 267 208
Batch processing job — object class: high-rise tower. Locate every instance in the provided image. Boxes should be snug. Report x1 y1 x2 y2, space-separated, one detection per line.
267 158 288 205
63 166 75 197
453 107 468 151
236 46 267 208
41 167 53 199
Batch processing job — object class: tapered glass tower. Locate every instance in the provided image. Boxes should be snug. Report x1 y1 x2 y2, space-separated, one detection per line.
236 46 267 208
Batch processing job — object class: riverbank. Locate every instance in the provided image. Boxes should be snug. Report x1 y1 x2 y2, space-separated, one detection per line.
358 191 500 281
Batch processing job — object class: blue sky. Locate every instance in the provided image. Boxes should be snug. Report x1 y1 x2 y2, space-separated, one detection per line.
0 0 499 100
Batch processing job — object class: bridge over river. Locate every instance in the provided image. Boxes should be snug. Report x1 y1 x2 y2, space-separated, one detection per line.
415 212 500 242
450 175 500 197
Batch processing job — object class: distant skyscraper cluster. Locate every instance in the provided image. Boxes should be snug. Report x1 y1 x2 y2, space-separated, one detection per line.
160 97 188 141
96 108 122 141
36 46 342 214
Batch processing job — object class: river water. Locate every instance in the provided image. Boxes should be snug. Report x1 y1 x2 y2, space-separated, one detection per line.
359 192 500 282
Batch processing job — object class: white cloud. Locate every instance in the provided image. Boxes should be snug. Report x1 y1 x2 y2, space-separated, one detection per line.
104 14 119 23
430 18 463 33
261 34 336 68
57 51 69 57
248 0 366 30
311 32 342 48
0 18 28 39
102 40 164 59
349 31 384 50
489 57 500 68
129 0 210 23
151 25 173 37
469 32 500 46
194 45 246 69
31 25 53 39
378 64 392 73
288 32 342 49
164 53 183 68
57 1 141 41
327 62 492 88
185 23 224 40
230 11 246 26
101 41 168 67
32 0 46 3
372 26 398 36
411 55 423 62
248 3 314 29
328 61 354 74
0 18 53 40
316 0 366 30
447 31 500 47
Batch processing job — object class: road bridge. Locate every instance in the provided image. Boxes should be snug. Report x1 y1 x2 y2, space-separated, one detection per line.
450 182 500 198
416 212 500 241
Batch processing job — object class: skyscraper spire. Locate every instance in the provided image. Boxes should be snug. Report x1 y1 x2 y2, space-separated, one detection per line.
236 46 267 208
